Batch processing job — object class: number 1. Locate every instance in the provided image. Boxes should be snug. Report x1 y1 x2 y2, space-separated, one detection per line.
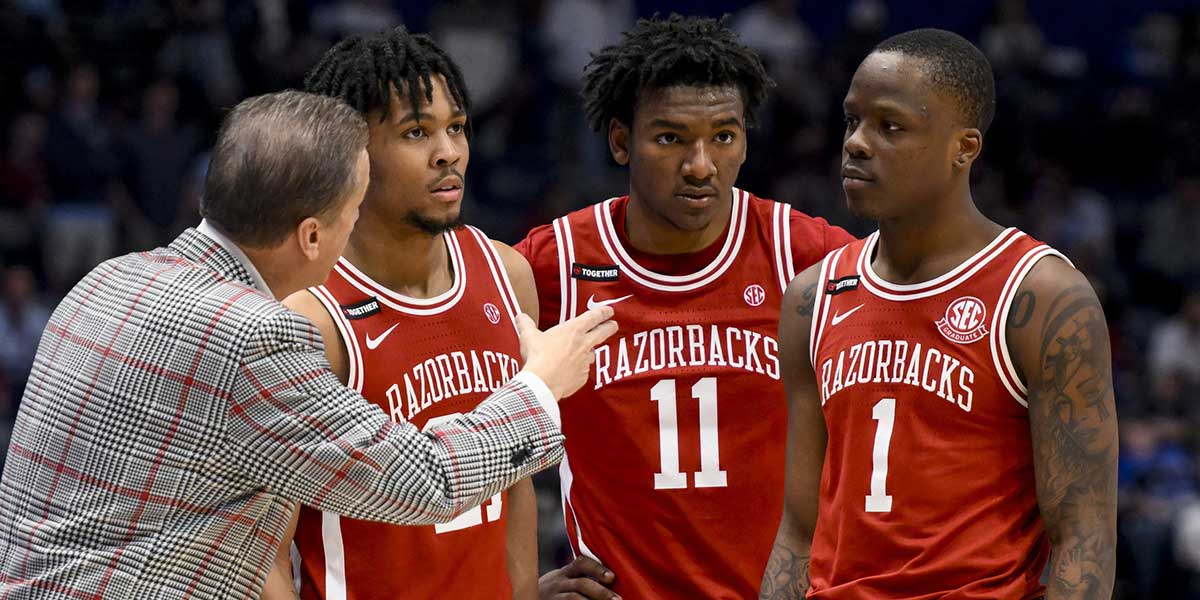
866 398 895 512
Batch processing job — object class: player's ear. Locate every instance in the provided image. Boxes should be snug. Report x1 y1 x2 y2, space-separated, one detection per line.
295 216 322 261
608 118 631 166
953 128 983 171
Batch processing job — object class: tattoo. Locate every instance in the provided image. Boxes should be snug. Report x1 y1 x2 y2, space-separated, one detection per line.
759 543 810 600
794 282 818 318
1009 290 1035 328
1027 284 1117 600
1039 286 1113 438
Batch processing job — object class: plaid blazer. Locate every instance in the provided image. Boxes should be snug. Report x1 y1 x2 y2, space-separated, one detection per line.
0 229 564 599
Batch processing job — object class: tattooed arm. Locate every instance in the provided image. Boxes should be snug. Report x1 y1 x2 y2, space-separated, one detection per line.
760 264 827 599
1006 258 1117 600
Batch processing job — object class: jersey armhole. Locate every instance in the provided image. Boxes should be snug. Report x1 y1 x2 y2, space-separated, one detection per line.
557 454 602 564
989 247 1073 408
551 216 577 324
465 226 523 337
771 202 795 294
809 246 845 377
783 208 798 281
310 285 364 392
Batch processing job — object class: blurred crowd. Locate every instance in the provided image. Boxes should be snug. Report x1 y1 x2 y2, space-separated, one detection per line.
2 0 1200 597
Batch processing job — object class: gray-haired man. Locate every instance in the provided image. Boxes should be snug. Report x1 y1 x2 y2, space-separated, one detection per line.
0 91 616 599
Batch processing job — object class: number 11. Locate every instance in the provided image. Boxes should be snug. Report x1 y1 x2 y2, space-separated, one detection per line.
651 377 727 490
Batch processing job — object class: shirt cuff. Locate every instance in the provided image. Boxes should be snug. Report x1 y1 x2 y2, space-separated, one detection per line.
511 370 561 428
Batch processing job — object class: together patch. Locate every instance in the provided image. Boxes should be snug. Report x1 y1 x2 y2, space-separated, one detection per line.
572 262 620 282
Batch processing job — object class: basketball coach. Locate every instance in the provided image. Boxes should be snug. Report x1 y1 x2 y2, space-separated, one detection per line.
0 91 616 599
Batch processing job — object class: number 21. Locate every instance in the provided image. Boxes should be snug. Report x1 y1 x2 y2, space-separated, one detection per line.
422 413 503 533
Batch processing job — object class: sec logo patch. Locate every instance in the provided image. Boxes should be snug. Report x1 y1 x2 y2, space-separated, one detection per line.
484 303 502 325
743 284 766 307
936 296 988 343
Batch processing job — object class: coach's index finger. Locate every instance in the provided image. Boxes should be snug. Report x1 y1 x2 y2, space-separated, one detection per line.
585 318 619 348
572 305 615 332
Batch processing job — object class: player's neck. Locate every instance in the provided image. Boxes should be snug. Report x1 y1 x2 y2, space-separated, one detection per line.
341 215 454 299
624 193 731 255
872 194 1003 286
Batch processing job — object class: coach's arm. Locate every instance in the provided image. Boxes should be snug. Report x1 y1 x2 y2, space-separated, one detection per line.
229 304 616 527
760 263 827 600
1007 257 1117 600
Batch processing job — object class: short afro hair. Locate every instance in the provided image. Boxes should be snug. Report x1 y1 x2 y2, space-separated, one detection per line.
581 14 774 132
873 28 996 134
304 26 471 133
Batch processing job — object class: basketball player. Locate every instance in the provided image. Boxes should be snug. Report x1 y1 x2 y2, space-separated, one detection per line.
263 27 554 600
760 29 1117 599
519 15 854 600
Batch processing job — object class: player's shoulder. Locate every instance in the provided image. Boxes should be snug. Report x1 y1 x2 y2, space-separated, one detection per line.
740 189 800 233
991 227 1074 290
282 287 350 379
486 237 534 279
740 188 783 217
555 201 608 231
742 189 815 221
447 224 535 287
1013 240 1087 301
516 221 556 256
1003 234 1100 388
282 288 336 339
515 201 610 263
744 190 854 240
743 190 858 268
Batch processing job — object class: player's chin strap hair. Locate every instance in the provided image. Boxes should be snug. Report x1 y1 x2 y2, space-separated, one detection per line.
580 13 775 132
303 25 473 137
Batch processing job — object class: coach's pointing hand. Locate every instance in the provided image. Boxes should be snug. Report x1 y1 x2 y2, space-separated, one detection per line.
517 306 617 399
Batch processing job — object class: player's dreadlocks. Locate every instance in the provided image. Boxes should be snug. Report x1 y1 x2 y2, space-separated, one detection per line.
304 26 471 133
873 29 996 134
581 14 774 132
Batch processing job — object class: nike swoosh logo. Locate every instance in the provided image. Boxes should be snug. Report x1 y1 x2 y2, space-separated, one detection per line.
586 294 633 310
831 304 865 326
365 323 400 350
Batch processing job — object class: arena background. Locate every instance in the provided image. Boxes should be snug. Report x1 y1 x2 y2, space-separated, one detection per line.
0 0 1198 597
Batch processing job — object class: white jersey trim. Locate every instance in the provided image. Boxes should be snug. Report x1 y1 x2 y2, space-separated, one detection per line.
552 216 579 323
809 247 846 384
858 228 1024 301
558 455 601 562
552 218 570 325
332 231 468 315
782 206 797 281
771 202 790 294
990 246 1073 407
319 510 347 600
595 188 749 292
309 284 364 393
466 225 522 337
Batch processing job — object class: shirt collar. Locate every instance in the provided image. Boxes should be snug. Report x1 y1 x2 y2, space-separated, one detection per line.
196 219 274 297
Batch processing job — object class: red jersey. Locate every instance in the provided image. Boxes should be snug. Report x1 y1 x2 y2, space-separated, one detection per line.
517 189 853 599
294 226 524 600
807 228 1068 599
